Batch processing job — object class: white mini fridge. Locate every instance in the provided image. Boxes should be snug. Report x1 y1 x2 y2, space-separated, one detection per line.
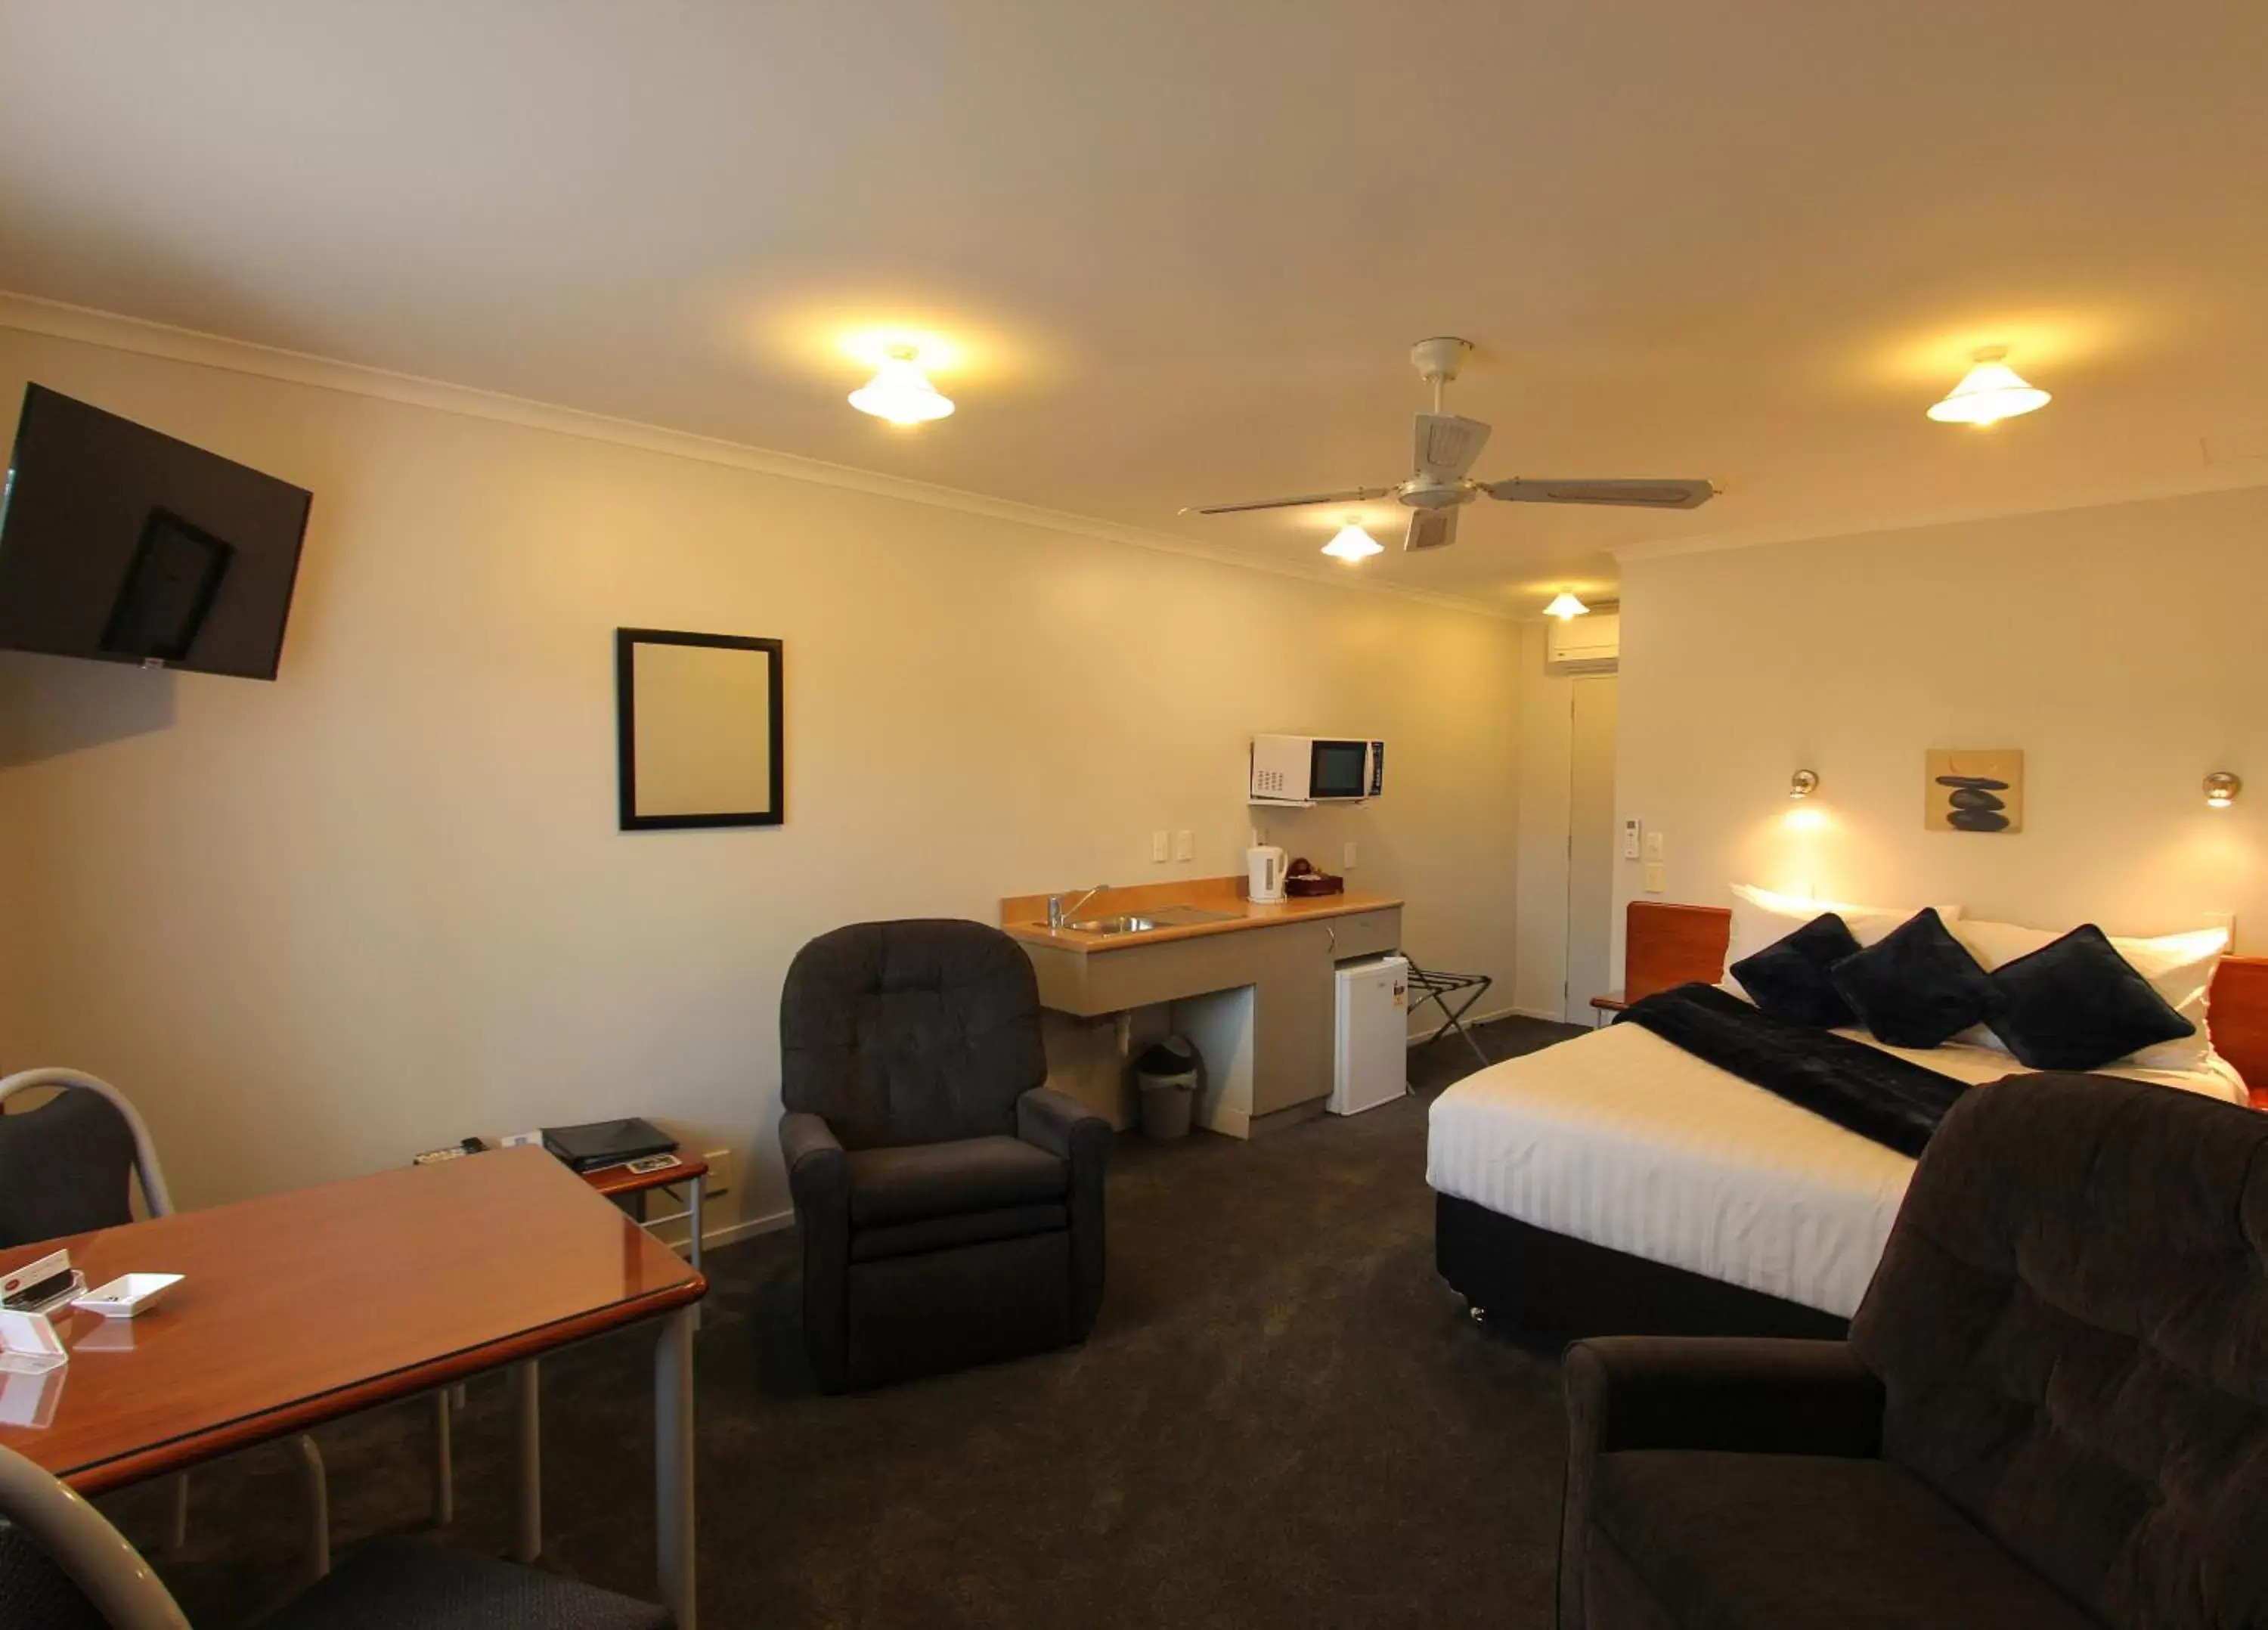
1330 955 1409 1115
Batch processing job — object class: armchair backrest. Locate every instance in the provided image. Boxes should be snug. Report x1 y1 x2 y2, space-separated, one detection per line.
1850 1072 2268 1630
780 919 1047 1150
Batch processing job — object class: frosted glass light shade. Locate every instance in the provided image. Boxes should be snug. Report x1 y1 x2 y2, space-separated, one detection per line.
1927 352 2050 426
850 347 955 424
1544 592 1590 619
1321 523 1383 559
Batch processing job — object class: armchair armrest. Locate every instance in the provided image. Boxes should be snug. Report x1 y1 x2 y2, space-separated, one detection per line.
777 1111 851 1390
1016 1086 1111 1168
778 1111 847 1214
1565 1335 1883 1461
1016 1086 1110 1341
1557 1337 1882 1630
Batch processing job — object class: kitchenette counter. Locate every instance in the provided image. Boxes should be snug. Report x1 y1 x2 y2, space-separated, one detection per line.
1005 874 1407 1139
1000 874 1402 953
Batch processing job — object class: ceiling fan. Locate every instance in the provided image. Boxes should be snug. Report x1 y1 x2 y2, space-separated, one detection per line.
1181 337 1718 551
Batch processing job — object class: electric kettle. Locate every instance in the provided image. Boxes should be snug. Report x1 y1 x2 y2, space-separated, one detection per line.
1246 844 1287 904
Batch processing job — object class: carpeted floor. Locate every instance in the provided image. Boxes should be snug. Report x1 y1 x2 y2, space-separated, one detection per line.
107 1014 1588 1628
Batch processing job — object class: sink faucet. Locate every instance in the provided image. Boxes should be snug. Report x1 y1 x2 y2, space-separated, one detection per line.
1048 884 1108 928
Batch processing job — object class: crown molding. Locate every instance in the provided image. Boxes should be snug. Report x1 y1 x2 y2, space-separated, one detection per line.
0 290 1509 621
1612 465 2268 567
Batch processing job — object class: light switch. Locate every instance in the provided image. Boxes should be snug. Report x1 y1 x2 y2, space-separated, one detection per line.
1342 841 1358 869
1644 830 1665 863
1622 819 1643 860
1152 830 1170 863
1644 861 1668 894
1173 829 1194 861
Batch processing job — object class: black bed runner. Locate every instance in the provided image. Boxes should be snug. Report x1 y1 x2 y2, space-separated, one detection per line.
1615 982 1969 1157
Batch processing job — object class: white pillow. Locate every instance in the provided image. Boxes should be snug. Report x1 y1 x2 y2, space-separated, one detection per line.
1720 884 1963 1004
1950 919 2229 1071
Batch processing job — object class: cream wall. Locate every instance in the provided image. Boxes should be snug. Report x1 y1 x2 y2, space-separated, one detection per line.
1613 485 2268 977
0 322 1523 1232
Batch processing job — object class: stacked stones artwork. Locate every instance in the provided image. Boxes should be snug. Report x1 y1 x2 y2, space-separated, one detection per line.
1925 748 2024 834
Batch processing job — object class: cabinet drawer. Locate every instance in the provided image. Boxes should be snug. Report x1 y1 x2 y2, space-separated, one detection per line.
1326 908 1400 961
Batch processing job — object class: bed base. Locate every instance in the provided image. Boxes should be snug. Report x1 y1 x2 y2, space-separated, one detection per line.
1434 1193 1848 1349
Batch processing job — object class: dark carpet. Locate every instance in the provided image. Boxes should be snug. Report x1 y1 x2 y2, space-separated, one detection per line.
104 1015 1588 1628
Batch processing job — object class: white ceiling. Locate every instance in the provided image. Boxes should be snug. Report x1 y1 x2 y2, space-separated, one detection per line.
2 2 2265 613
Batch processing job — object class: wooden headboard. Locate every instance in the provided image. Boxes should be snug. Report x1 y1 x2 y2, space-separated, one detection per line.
1624 900 2268 1106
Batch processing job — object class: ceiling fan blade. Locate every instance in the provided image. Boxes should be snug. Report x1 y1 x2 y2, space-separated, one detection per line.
1402 508 1458 552
1413 414 1492 482
1483 477 1718 510
1181 485 1396 516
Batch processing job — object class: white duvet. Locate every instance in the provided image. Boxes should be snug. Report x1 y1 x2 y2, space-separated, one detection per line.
1424 1023 2247 1319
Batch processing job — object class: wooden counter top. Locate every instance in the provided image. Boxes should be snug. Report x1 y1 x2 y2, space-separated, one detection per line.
1001 874 1402 954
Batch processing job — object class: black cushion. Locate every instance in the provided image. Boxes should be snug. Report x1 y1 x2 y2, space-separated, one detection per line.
262 1534 671 1629
779 919 1047 1150
1729 912 1862 1028
1851 1074 2268 1629
850 1201 1068 1262
845 1136 1067 1227
1827 907 1997 1048
1984 923 2195 1071
0 1525 110 1630
1588 1449 2096 1630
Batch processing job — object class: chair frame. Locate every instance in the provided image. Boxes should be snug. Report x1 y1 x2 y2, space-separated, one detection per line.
0 1441 190 1630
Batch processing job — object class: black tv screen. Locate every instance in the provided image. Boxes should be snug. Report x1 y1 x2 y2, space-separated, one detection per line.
0 385 312 680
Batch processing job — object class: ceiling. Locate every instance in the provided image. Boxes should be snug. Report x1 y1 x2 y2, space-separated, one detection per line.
2 2 2266 614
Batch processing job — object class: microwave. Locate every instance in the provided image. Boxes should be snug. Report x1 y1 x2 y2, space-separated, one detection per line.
1250 735 1384 804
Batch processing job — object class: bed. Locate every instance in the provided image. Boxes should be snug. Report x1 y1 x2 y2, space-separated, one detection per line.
1427 900 2268 1346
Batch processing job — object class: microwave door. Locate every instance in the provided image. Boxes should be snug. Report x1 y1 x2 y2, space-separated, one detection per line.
1310 739 1369 800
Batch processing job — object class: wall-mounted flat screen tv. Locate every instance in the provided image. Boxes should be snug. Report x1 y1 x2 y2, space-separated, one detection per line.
0 385 313 680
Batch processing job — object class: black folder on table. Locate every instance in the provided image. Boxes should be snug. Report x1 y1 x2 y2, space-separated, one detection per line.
541 1117 678 1173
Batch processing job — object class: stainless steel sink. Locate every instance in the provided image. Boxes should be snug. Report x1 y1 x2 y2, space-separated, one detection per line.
1061 914 1160 935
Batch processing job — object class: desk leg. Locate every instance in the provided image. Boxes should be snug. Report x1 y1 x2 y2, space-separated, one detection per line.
655 1303 696 1630
688 1173 705 1331
512 1360 541 1563
295 1435 330 1582
431 1390 454 1526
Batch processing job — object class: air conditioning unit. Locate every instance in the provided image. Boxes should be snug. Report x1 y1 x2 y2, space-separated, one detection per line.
1546 609 1619 674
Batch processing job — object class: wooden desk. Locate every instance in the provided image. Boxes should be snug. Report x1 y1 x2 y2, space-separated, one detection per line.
0 1147 705 1625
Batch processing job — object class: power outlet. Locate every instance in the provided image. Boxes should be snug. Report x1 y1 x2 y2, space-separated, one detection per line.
1173 829 1194 861
702 1147 739 1201
1151 830 1170 863
1342 841 1358 869
1643 861 1668 894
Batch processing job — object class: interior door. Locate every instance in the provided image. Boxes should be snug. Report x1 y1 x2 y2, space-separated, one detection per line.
1563 675 1619 1020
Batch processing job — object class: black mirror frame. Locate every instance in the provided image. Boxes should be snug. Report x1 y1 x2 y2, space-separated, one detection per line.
615 627 785 831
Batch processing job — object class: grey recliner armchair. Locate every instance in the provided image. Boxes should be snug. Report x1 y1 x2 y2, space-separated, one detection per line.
778 919 1111 1392
1559 1071 2268 1630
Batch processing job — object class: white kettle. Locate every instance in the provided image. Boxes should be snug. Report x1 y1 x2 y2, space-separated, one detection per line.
1246 844 1287 904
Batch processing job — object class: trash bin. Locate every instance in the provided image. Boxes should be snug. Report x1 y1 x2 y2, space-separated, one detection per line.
1134 1035 1201 1141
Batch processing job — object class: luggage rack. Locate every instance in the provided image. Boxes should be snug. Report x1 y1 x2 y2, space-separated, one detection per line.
1405 961 1493 1068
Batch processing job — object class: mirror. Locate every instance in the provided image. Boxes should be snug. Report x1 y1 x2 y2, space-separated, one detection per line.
615 628 783 829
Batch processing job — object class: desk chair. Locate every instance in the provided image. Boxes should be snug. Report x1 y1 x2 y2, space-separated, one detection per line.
0 1068 329 1577
0 1442 669 1630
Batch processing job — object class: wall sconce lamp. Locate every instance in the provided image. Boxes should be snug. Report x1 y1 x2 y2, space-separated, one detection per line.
1789 770 1820 800
2204 772 2241 810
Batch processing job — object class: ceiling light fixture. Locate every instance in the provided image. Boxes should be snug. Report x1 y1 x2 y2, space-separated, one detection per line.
1926 347 2051 426
1321 522 1384 561
849 344 955 425
1789 770 1820 800
1544 592 1590 620
2205 772 2242 809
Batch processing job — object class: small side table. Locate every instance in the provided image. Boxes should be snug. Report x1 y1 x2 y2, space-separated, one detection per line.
584 1156 710 1281
1588 991 1627 1029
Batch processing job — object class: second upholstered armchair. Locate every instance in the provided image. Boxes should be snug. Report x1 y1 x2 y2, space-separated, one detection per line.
777 919 1110 1392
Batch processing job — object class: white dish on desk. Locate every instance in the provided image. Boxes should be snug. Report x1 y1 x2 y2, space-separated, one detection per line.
72 1272 183 1319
